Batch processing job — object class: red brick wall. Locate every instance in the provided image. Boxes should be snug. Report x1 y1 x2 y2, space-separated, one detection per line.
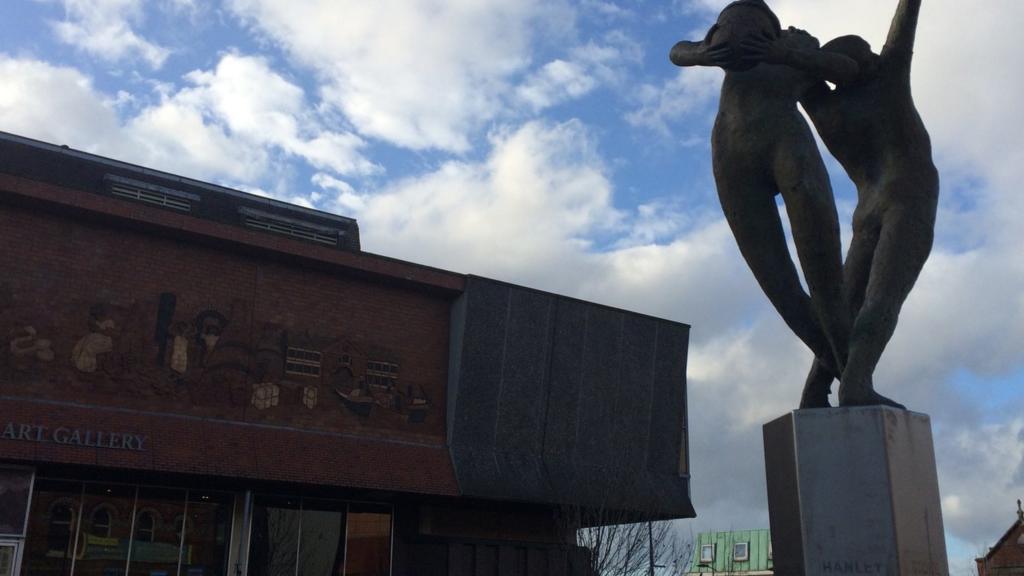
979 522 1024 575
0 397 458 494
0 197 461 493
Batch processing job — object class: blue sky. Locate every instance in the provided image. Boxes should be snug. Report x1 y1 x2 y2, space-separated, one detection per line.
2 0 1023 572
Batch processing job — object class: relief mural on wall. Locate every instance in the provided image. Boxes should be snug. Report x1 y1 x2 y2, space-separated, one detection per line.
0 282 437 437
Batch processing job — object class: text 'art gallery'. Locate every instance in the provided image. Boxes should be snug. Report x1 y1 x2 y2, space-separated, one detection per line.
0 132 694 576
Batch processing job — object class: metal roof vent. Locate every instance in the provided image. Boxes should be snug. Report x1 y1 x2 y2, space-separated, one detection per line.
239 207 340 247
104 174 197 212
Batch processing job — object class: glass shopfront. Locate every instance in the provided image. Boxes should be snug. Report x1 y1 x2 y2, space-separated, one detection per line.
16 479 392 576
21 481 233 576
247 497 391 576
0 467 34 576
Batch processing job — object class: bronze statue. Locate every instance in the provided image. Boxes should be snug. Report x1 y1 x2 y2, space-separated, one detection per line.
671 0 937 409
670 0 855 382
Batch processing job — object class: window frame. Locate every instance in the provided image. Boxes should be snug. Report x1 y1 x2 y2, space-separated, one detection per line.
699 543 715 564
247 496 394 576
90 505 114 538
285 347 323 378
29 479 236 576
46 501 77 555
134 510 157 543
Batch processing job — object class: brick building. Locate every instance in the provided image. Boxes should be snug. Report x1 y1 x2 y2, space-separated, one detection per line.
976 501 1024 576
0 132 694 576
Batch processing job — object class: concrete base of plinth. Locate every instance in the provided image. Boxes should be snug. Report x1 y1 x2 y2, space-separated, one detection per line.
764 407 948 576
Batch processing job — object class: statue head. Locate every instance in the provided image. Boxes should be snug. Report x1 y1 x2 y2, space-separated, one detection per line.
719 0 781 35
822 35 880 81
781 26 821 51
708 0 783 71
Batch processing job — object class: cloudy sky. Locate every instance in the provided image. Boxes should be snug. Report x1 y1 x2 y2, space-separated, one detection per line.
2 0 1021 571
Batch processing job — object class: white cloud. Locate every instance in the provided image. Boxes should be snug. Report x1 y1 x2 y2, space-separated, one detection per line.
626 67 722 135
936 419 1024 544
516 60 597 112
336 120 621 280
0 53 375 184
125 91 269 182
311 173 364 213
0 57 123 149
181 54 379 176
50 0 170 69
579 0 635 21
228 0 576 151
515 32 644 112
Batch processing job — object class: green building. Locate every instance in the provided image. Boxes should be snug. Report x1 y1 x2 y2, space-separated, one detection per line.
686 529 773 575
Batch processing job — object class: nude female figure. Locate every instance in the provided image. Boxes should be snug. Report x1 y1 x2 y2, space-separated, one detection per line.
670 0 859 378
748 0 937 408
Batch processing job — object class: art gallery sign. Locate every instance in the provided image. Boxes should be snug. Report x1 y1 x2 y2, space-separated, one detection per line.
1 422 148 451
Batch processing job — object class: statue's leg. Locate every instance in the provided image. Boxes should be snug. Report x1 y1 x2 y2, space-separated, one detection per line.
799 358 834 408
773 135 849 374
798 219 882 408
714 172 838 374
839 207 933 408
843 216 879 328
800 215 881 405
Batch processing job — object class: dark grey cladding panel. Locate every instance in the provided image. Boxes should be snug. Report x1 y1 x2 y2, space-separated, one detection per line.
449 278 509 447
494 288 554 454
575 305 622 465
647 322 689 476
614 314 658 471
452 447 501 495
449 276 693 518
494 451 549 501
542 299 588 455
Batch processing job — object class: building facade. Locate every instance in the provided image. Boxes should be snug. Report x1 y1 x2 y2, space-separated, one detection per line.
686 530 772 575
0 132 694 576
976 502 1024 576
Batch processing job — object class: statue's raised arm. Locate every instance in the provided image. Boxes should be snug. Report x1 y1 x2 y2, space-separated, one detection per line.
740 31 860 85
670 30 738 68
882 0 922 67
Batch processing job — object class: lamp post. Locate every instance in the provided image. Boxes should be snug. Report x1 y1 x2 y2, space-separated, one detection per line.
647 521 665 576
649 521 655 576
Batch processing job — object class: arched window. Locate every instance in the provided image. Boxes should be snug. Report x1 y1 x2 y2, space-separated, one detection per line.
91 507 113 537
135 511 156 542
47 503 75 554
173 515 190 543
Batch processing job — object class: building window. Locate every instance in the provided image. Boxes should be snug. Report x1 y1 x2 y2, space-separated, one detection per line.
699 543 715 564
285 347 322 377
249 497 392 576
345 504 392 576
365 361 398 389
733 541 749 562
47 503 75 555
134 511 156 542
26 481 233 576
30 482 83 572
173 515 186 542
91 507 112 537
129 489 185 576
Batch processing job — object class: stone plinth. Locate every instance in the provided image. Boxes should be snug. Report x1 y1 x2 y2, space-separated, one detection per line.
764 407 948 575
